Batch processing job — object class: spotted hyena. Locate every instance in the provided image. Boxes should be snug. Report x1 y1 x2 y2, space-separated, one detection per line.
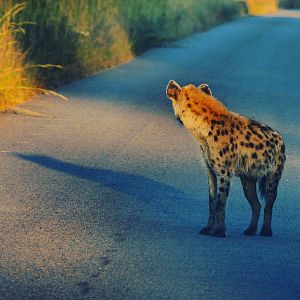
166 80 286 237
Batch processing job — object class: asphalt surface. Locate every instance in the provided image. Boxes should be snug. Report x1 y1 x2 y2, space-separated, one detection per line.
1 11 300 300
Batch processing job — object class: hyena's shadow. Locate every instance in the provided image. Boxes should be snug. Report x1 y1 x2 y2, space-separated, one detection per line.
14 153 199 224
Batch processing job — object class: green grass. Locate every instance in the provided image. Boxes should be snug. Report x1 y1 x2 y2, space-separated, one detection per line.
1 0 240 88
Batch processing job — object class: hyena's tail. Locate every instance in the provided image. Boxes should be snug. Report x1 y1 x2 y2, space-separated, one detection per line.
258 176 267 200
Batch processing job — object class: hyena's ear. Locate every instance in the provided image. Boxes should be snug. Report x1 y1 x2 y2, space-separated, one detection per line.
198 83 212 96
166 80 181 101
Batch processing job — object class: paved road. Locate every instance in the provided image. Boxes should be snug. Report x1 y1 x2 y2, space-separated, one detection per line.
1 12 300 300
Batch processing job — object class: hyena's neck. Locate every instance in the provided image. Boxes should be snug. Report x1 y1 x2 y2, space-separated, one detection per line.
177 95 228 139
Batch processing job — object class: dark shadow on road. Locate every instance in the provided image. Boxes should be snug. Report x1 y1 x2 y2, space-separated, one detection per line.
14 153 199 224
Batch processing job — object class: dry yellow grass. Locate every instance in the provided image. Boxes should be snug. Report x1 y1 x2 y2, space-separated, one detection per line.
246 0 278 15
0 3 35 111
0 3 67 113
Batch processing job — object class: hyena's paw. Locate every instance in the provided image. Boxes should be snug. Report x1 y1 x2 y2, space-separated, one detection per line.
199 226 213 235
211 227 227 238
244 226 257 236
260 227 272 237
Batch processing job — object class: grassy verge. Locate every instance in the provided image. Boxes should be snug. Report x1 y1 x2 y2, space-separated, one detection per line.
0 3 67 112
0 4 36 111
1 0 240 90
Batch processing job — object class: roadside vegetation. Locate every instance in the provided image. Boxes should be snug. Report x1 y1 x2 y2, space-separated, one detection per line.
0 3 66 113
0 4 34 111
246 0 278 15
280 0 300 8
0 0 240 110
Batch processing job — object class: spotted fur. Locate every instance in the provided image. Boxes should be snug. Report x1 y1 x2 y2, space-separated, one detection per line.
166 80 286 237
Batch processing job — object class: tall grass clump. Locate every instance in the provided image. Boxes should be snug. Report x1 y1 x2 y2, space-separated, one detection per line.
4 0 133 87
2 0 240 88
0 3 66 112
0 3 35 111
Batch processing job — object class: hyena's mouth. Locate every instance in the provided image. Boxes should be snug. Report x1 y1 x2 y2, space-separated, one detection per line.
176 115 183 125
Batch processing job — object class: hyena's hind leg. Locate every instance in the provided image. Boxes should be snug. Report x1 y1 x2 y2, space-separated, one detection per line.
199 163 217 235
260 164 284 236
240 176 261 235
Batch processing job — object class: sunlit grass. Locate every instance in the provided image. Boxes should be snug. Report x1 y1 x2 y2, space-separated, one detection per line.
0 3 67 113
246 0 278 15
2 0 240 88
0 0 240 111
0 3 35 111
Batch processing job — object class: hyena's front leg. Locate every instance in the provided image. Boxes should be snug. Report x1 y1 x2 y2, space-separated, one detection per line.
199 164 217 235
211 174 231 237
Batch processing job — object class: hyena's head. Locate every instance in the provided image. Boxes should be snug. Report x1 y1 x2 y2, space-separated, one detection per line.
166 80 212 124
